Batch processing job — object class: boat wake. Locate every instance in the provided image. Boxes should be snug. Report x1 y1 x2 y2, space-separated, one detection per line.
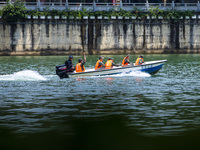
90 70 151 78
0 70 47 81
109 71 151 77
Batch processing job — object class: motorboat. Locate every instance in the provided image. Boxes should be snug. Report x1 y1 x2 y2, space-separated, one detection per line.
56 60 167 78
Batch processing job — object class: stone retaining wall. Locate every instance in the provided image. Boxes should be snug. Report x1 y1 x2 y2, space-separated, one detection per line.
0 18 200 56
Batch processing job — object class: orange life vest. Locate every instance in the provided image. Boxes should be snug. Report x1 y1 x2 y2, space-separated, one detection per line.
95 60 103 70
105 60 113 69
135 58 144 66
122 57 129 67
75 63 85 72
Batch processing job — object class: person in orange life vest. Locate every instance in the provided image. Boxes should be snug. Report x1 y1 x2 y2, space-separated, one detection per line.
75 52 86 73
122 54 130 67
95 56 105 70
135 55 144 66
105 58 117 69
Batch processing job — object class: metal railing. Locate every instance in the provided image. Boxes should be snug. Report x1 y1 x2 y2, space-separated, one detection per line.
0 1 200 12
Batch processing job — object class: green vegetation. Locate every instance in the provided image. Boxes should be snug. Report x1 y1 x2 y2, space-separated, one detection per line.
0 0 196 22
1 0 28 22
0 9 2 16
148 6 195 20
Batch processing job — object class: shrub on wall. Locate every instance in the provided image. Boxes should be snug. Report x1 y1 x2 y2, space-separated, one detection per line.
2 0 28 22
148 6 195 20
0 9 2 16
0 0 196 22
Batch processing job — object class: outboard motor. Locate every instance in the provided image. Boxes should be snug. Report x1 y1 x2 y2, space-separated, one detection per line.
55 64 69 79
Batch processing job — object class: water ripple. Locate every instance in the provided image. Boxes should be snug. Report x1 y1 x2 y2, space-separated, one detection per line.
0 54 199 136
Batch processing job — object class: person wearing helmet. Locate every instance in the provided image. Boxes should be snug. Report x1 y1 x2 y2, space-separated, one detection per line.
75 52 86 73
135 55 144 66
65 55 75 72
95 56 105 70
122 54 130 67
105 58 117 69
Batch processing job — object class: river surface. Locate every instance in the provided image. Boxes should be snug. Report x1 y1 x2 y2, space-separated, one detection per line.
0 54 199 136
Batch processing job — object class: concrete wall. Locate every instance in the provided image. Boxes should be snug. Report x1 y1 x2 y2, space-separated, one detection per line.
0 18 200 56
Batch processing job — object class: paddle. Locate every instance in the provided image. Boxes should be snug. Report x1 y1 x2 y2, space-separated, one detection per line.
115 63 121 67
115 62 134 67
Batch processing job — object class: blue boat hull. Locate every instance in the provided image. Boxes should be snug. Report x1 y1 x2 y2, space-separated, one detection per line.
140 64 164 74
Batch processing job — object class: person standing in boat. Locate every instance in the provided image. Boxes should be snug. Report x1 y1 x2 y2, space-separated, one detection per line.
135 55 144 66
122 54 130 67
105 58 117 69
95 56 105 70
65 55 75 72
75 52 86 73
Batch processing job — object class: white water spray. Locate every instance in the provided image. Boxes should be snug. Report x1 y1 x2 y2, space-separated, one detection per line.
89 70 151 78
0 70 47 81
108 71 151 77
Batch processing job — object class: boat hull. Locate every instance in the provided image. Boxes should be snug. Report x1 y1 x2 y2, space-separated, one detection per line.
67 60 167 78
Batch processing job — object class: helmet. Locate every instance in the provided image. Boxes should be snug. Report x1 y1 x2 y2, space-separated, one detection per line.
69 55 73 59
126 54 130 58
108 58 113 60
78 58 83 63
99 56 104 60
140 55 144 58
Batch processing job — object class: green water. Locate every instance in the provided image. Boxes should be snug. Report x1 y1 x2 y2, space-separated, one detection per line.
0 54 199 138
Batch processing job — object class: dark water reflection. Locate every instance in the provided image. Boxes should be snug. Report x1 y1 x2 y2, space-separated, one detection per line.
0 54 200 140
